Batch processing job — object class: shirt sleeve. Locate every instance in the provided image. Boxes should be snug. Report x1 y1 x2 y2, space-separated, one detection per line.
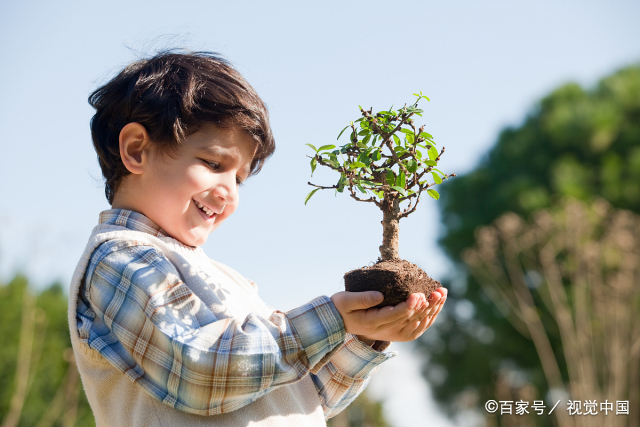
76 242 346 416
310 334 396 419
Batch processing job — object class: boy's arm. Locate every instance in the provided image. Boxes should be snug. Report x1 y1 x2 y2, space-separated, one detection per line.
77 243 346 416
310 291 447 420
309 334 395 420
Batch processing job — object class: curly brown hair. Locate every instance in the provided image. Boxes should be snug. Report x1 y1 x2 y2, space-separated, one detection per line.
89 50 275 204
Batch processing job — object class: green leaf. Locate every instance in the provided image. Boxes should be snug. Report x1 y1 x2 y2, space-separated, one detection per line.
351 161 366 168
318 144 336 152
392 134 401 145
428 146 439 161
420 132 433 140
386 170 395 186
391 186 408 197
425 160 437 166
432 167 446 176
306 143 318 152
358 130 369 136
358 153 371 166
336 176 348 193
416 150 423 159
337 126 349 140
427 189 440 200
394 146 407 156
406 159 418 173
405 133 415 145
310 157 317 175
373 190 384 199
361 180 377 187
432 172 442 184
357 184 367 194
371 149 381 161
304 188 320 205
362 134 371 145
396 171 406 188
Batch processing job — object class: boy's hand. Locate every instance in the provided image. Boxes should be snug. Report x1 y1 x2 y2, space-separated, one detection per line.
331 288 447 344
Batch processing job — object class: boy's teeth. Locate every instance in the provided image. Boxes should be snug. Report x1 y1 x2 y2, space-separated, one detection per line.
194 200 215 217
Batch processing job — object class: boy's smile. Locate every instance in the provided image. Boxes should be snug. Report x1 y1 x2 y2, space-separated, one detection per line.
113 123 257 247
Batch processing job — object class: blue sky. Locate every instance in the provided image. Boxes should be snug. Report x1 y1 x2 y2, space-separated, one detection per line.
1 1 638 426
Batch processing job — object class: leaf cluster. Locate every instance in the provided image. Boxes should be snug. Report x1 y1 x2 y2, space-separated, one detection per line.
305 93 455 218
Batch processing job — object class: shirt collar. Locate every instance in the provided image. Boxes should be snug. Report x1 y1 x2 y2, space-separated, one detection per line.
99 209 169 238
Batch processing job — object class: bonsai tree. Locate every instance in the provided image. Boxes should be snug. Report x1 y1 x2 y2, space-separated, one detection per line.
305 93 455 306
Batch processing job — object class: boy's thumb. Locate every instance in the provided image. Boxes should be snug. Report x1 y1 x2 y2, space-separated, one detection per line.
357 291 384 309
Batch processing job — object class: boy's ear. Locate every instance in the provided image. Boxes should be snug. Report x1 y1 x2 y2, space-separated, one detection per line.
119 123 151 175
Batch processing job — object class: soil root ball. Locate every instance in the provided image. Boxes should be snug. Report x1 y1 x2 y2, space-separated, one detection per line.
344 259 441 308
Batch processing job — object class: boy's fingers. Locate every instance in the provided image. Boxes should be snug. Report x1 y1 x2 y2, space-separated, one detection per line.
425 298 446 328
371 293 426 328
373 301 415 325
428 292 441 302
427 287 448 307
333 291 384 312
408 293 426 309
354 291 385 310
410 301 429 321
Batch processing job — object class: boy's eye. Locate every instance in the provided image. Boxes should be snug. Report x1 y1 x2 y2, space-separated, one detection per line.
204 160 245 186
205 160 220 170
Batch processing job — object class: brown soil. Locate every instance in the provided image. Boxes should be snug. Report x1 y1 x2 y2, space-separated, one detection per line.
344 259 441 308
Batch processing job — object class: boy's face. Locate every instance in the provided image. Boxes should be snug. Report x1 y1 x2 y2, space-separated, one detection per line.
136 124 256 247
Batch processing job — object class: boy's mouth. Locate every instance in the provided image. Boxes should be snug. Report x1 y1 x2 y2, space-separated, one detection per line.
193 200 216 219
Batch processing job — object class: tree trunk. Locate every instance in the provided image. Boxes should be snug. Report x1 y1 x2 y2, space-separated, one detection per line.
380 195 400 260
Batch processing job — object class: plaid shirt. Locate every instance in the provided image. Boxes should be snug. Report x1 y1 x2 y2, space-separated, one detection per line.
75 210 395 418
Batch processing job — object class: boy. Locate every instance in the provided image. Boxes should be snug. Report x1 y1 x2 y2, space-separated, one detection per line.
69 50 447 427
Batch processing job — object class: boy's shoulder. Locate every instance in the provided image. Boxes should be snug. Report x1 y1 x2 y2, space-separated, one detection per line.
83 230 183 293
85 209 181 273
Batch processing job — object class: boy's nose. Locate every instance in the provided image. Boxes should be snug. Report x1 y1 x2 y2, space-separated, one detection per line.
211 174 239 205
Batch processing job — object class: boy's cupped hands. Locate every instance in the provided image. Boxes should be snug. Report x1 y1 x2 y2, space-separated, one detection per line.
331 288 447 345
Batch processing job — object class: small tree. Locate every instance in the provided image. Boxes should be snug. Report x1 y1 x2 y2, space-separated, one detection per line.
305 93 455 261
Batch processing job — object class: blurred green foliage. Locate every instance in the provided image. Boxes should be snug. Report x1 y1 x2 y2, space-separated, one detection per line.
418 65 640 423
0 276 95 427
327 390 391 427
441 65 640 261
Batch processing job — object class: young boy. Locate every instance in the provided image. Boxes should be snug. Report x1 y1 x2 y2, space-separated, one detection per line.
69 50 447 427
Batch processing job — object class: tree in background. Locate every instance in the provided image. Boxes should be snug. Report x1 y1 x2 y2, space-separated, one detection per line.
416 65 640 426
464 198 640 427
0 276 94 427
327 391 391 427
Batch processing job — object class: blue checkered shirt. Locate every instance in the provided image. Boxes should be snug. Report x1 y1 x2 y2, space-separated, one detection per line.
75 210 395 418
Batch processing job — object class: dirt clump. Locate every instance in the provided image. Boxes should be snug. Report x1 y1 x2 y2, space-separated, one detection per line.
344 259 441 308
